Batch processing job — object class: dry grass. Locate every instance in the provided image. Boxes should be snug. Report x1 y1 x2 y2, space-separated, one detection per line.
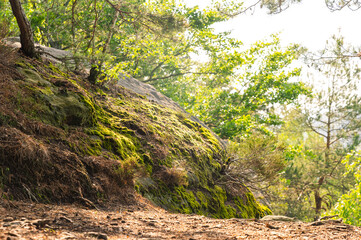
0 20 22 82
0 51 137 205
155 166 188 187
0 43 21 83
0 127 50 165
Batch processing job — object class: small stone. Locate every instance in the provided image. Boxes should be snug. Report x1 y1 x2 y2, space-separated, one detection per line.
6 232 20 237
5 221 22 227
261 215 298 222
85 232 108 240
33 219 51 229
3 217 14 222
60 236 77 240
59 216 73 223
111 226 121 232
148 222 156 227
6 237 18 240
59 232 77 239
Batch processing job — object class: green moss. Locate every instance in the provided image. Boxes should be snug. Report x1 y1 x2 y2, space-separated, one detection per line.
233 193 271 219
15 68 97 127
85 124 140 160
175 186 201 213
15 60 36 70
45 62 69 77
142 154 153 174
18 68 52 87
196 191 208 209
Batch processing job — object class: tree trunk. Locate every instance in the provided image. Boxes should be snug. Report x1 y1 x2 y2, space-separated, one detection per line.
9 0 37 58
314 176 325 217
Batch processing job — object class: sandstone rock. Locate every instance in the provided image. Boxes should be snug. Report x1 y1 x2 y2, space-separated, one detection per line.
261 215 299 222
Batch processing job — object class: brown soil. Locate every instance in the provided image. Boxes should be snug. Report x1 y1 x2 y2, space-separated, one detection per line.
1 199 360 240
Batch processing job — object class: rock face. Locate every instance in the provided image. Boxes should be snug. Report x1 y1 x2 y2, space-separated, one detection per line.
0 42 269 218
4 37 74 65
117 74 183 112
116 74 226 147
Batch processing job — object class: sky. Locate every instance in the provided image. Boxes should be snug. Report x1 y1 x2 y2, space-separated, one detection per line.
184 0 361 51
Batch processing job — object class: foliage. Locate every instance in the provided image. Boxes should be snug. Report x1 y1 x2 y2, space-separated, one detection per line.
267 35 361 220
1 0 233 83
325 0 361 11
214 0 360 16
299 35 361 216
0 18 11 40
328 151 361 226
158 35 309 139
224 131 286 192
266 110 354 221
257 0 360 13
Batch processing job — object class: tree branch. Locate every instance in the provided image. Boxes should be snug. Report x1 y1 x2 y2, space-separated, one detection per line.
143 71 217 83
219 0 262 17
306 119 327 138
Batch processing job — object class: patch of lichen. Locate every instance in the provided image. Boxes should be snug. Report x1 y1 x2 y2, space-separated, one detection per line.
1 55 269 218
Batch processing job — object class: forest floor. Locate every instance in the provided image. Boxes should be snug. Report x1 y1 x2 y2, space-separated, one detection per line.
0 199 360 240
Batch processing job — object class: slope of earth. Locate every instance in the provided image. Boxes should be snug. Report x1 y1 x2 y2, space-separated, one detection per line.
0 42 268 219
1 200 360 240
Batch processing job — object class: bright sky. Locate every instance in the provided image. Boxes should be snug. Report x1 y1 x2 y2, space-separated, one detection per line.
184 0 361 51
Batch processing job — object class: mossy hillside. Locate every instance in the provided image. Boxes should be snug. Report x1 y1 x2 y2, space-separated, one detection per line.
0 53 269 218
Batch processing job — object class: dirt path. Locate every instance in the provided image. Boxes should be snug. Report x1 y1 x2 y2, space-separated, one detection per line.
1 200 360 240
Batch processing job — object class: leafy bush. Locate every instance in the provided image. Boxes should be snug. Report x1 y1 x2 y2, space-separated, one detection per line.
0 20 11 40
224 130 286 192
328 151 361 226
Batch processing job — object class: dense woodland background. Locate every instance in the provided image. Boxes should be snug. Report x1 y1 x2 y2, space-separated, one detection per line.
2 0 361 225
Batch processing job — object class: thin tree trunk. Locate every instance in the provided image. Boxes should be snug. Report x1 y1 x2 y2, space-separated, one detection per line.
9 0 37 58
314 176 325 216
88 9 119 84
314 83 333 217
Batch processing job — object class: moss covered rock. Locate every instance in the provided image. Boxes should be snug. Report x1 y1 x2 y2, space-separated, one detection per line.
0 47 270 219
